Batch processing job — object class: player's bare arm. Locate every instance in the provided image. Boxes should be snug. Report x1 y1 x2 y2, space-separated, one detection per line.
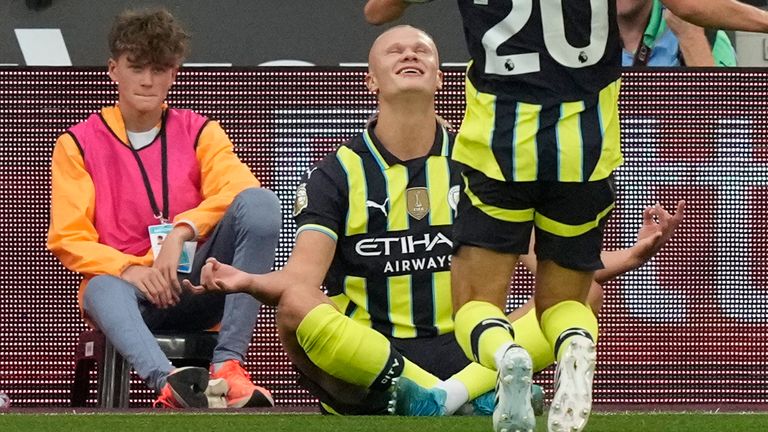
595 200 685 283
185 230 336 307
663 10 716 66
660 0 768 32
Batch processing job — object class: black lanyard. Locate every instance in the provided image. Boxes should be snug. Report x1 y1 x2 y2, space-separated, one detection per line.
633 40 652 66
128 114 169 223
632 4 662 67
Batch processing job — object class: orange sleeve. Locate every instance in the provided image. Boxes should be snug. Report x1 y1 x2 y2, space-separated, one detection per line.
47 133 150 277
173 121 260 239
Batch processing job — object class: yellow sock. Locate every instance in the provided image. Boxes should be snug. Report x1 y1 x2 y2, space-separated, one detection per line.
511 308 554 373
454 300 515 369
296 304 438 391
450 361 497 400
402 360 440 388
540 300 598 361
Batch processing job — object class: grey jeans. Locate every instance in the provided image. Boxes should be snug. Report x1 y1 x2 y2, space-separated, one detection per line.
82 188 281 390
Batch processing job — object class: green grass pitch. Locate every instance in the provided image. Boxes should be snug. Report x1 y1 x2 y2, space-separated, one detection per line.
1 412 766 432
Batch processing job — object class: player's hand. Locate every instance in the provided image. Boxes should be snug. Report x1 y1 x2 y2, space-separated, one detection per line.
183 258 252 295
631 200 686 265
121 265 176 308
151 235 183 304
364 0 411 25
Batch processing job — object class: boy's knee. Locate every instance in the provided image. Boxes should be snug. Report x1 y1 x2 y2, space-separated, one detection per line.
82 275 129 313
233 188 282 236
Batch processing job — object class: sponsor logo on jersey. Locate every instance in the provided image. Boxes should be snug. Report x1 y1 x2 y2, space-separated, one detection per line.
383 255 451 273
355 232 452 257
354 232 453 274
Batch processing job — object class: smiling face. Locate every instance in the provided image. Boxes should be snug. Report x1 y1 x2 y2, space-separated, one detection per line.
365 26 443 101
108 54 178 121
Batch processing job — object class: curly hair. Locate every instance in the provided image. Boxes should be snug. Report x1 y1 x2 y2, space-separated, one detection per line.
108 7 190 68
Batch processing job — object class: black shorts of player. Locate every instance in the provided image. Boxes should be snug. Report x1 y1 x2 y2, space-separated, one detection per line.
386 332 471 380
453 165 616 272
299 332 470 415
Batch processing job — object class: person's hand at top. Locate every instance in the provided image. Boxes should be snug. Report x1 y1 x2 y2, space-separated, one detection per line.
631 199 686 264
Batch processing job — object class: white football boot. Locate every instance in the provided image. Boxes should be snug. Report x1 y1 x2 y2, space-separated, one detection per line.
548 336 597 432
493 346 535 432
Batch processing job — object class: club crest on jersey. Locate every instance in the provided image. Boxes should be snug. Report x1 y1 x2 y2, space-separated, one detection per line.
448 185 460 216
293 183 308 217
406 187 429 220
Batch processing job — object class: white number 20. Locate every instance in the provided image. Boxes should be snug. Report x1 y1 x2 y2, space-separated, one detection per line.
474 0 609 75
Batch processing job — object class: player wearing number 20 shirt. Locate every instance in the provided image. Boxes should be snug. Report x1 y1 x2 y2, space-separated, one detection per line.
443 0 622 273
454 0 623 184
444 4 622 431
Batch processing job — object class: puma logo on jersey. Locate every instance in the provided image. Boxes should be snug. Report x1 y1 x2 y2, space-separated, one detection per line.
306 166 319 179
366 198 389 217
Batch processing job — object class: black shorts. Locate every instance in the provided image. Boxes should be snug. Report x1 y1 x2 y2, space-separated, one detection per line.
453 166 615 271
387 332 471 381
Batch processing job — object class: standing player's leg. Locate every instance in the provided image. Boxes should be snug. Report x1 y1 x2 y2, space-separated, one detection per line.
534 178 615 432
535 262 597 432
451 169 537 432
433 343 546 417
452 246 535 432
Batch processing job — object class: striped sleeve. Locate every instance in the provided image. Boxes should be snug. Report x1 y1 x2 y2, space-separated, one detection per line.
293 152 347 242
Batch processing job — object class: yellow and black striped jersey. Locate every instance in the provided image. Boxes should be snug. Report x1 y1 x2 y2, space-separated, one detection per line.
450 0 624 182
457 0 622 105
294 122 459 338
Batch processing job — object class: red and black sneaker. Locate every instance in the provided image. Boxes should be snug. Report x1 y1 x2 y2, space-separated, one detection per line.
153 367 210 409
210 360 274 408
